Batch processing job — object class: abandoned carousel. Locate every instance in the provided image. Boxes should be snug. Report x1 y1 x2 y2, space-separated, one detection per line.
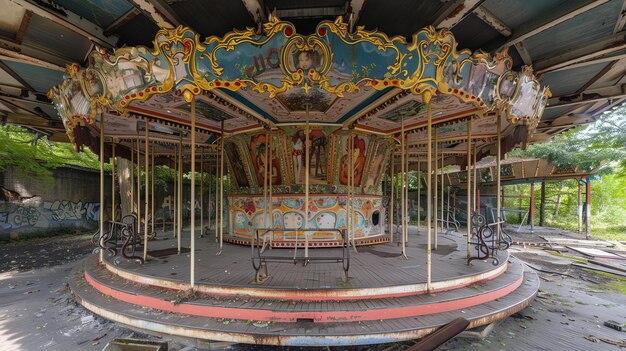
49 17 549 346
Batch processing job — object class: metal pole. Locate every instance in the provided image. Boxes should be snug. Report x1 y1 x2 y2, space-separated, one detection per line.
219 120 225 252
577 181 582 234
400 118 406 257
173 147 177 239
473 144 477 213
200 148 204 238
130 140 134 215
585 178 590 239
143 120 149 262
466 119 472 257
405 129 409 244
305 105 310 231
178 135 182 253
214 149 219 242
530 182 535 235
268 131 273 228
496 114 502 243
112 143 116 223
190 96 196 287
150 145 156 238
440 144 444 233
389 153 394 240
137 140 141 238
264 131 269 229
99 114 104 263
417 158 421 234
434 129 438 250
425 93 433 292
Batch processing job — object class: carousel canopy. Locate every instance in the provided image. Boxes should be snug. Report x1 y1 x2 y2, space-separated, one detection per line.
0 0 623 157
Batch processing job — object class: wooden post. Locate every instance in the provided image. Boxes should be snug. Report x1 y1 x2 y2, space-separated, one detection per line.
99 114 104 263
466 119 471 258
434 129 438 250
530 182 535 235
190 96 196 287
143 120 149 262
425 93 433 292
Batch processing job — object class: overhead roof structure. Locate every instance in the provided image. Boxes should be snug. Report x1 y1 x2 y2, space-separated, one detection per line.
0 0 624 144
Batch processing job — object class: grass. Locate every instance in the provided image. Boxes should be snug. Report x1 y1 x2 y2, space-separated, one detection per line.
588 225 626 242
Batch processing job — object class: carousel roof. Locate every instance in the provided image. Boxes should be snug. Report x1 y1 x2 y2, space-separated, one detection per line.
0 0 623 151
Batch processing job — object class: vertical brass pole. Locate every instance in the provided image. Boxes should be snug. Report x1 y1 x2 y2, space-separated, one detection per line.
173 147 177 239
466 119 472 258
143 120 149 262
405 129 409 244
99 114 104 263
434 129 438 250
473 144 478 213
305 106 310 227
112 143 116 223
137 140 141 236
389 154 394 240
440 145 444 233
178 135 182 253
264 131 269 229
200 148 204 238
131 140 134 215
348 132 352 251
151 145 155 236
219 121 225 252
496 114 502 243
417 158 421 234
400 118 406 257
425 93 433 292
214 149 219 242
190 96 196 287
268 131 273 228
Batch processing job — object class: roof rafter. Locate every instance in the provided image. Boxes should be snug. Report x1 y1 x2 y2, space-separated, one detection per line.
345 0 366 33
128 0 184 29
0 36 68 71
435 0 485 29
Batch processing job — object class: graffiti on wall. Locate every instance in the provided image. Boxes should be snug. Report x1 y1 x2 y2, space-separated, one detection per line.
0 200 100 233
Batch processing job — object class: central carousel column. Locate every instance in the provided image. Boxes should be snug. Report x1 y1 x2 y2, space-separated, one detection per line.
466 119 472 258
190 96 197 288
424 91 433 292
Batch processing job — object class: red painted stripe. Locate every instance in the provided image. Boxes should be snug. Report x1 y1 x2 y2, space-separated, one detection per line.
84 270 523 323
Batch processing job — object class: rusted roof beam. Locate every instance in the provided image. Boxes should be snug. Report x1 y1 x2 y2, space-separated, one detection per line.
0 36 68 71
500 0 609 50
345 0 366 33
435 0 485 29
242 0 267 28
129 0 184 29
473 6 511 36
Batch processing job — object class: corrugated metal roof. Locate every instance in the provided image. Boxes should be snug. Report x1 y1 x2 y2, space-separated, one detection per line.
541 62 612 96
523 0 622 61
1 60 64 93
358 0 447 39
23 14 92 63
483 0 565 29
52 0 134 28
170 0 256 38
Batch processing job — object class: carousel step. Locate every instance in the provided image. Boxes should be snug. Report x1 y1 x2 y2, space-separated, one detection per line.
80 255 525 323
70 264 539 346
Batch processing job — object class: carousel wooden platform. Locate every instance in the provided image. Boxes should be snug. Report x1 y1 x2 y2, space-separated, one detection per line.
69 230 538 346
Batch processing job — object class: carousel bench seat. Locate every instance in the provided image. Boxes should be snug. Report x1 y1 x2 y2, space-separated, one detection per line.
251 228 350 282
